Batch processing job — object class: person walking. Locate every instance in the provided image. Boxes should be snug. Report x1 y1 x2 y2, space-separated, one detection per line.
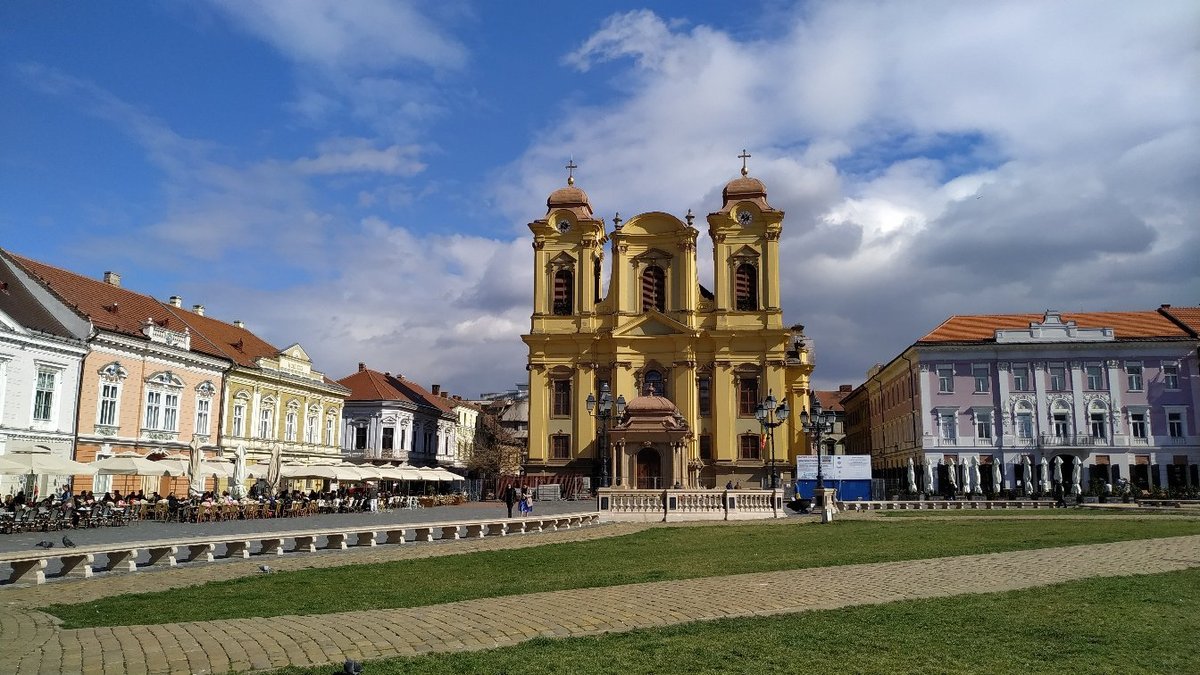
504 484 517 518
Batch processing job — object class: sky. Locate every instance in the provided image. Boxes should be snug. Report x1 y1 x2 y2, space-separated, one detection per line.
1 1 1197 397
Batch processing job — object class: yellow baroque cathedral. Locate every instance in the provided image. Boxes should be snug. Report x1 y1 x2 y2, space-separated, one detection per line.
523 160 814 490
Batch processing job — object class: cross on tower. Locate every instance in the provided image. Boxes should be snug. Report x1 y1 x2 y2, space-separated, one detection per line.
738 149 751 177
566 158 578 186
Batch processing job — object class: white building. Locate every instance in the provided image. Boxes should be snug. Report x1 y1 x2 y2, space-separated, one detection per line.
0 253 90 496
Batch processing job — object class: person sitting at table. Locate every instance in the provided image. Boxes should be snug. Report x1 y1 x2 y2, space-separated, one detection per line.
150 491 161 503
101 492 114 504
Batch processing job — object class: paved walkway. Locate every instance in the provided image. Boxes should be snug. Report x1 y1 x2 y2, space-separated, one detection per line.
1 526 1198 675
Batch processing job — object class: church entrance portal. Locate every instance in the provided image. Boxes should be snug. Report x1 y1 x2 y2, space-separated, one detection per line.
636 448 662 489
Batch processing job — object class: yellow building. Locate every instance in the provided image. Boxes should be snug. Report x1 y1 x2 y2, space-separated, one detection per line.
523 162 814 489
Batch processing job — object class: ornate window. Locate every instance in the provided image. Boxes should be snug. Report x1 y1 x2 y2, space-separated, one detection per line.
304 405 320 444
698 376 712 416
552 377 571 417
972 365 990 393
284 401 299 441
1049 365 1067 391
1085 364 1104 390
937 366 954 393
1012 365 1030 392
98 382 120 427
259 397 276 439
643 369 665 397
232 392 249 437
33 367 60 422
194 381 215 436
551 434 570 460
641 265 666 312
382 427 395 451
354 424 368 450
1015 401 1034 439
143 371 183 432
737 373 759 417
734 263 757 311
738 434 760 460
326 414 337 445
552 269 573 316
1126 363 1143 391
1163 363 1179 390
974 410 993 439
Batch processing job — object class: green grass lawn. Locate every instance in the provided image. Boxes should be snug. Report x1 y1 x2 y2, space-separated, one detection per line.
45 518 1200 629
879 508 1200 517
268 567 1200 675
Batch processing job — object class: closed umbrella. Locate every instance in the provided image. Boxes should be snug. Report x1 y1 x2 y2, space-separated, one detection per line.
1053 456 1063 485
992 459 1003 495
267 444 283 490
925 460 935 495
1022 455 1033 495
187 438 204 498
231 445 248 499
971 457 983 494
945 457 958 489
907 457 918 494
1040 456 1051 494
1071 459 1082 495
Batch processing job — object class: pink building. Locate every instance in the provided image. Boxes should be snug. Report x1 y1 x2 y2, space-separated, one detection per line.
844 307 1200 498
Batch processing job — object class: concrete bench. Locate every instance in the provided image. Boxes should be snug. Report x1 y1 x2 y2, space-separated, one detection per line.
439 525 460 540
353 531 377 547
144 546 177 567
258 538 285 556
384 528 407 544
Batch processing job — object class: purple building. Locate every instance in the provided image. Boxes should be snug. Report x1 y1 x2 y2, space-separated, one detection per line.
843 307 1200 497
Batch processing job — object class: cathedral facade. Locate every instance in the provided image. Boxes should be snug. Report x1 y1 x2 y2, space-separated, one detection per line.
522 163 814 489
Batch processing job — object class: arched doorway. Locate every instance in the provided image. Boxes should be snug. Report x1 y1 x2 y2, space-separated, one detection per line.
636 447 662 489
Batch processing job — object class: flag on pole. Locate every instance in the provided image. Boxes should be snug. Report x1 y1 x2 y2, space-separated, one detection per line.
760 433 766 451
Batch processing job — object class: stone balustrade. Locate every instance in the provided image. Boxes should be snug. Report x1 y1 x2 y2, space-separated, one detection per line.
839 500 1058 512
0 513 600 586
597 489 785 522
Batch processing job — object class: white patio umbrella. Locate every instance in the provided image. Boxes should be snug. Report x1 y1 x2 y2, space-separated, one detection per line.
971 457 983 494
187 437 204 498
0 450 97 476
280 464 342 480
1040 456 1051 493
1052 456 1063 486
437 467 465 482
925 460 935 495
417 468 448 482
992 460 1003 495
267 444 283 489
906 457 918 494
1022 455 1033 495
945 457 958 489
1071 459 1082 495
92 453 179 476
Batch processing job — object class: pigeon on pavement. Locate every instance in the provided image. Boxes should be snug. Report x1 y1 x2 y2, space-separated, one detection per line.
342 659 363 674
62 535 76 548
259 564 273 573
35 540 54 549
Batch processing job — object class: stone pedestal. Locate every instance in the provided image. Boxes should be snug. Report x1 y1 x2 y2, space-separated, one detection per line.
814 487 838 512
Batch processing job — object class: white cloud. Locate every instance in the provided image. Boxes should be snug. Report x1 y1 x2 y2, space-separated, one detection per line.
293 138 426 176
496 2 1200 390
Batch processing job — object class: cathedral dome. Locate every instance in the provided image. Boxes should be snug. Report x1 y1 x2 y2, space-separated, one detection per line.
546 183 593 218
623 394 679 416
722 176 767 202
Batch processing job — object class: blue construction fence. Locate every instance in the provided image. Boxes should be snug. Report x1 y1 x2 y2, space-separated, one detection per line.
794 479 873 502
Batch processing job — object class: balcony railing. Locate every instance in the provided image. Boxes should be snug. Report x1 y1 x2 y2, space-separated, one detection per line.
1039 434 1106 448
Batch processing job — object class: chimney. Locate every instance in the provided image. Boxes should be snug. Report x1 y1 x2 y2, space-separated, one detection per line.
440 391 448 398
103 271 121 287
191 304 205 316
233 320 244 329
839 384 853 393
168 296 182 308
431 384 441 396
358 362 366 372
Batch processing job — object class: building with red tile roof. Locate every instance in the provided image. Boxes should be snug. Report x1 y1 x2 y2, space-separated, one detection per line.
337 364 460 468
843 307 1199 500
4 249 350 496
0 253 90 497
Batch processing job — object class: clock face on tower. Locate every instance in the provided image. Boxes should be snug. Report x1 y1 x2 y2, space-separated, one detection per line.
556 219 571 233
737 210 753 225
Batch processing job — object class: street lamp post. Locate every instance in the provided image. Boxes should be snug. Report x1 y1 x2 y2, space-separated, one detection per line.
586 382 626 489
755 391 789 490
800 394 834 506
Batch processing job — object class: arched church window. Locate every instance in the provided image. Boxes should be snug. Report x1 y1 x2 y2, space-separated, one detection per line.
643 370 665 397
735 263 758 311
641 265 665 312
593 257 602 303
553 269 573 316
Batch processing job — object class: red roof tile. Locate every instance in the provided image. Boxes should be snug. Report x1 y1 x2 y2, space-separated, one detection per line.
338 367 453 414
813 389 850 413
1159 306 1200 337
919 310 1189 343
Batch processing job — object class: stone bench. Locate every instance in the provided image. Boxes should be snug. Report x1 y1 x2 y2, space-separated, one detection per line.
0 511 602 584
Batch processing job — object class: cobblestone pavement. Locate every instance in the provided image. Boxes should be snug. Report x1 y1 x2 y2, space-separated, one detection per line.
1 523 1197 675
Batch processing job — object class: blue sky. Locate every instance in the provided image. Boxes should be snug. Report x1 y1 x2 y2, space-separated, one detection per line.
2 1 1197 397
